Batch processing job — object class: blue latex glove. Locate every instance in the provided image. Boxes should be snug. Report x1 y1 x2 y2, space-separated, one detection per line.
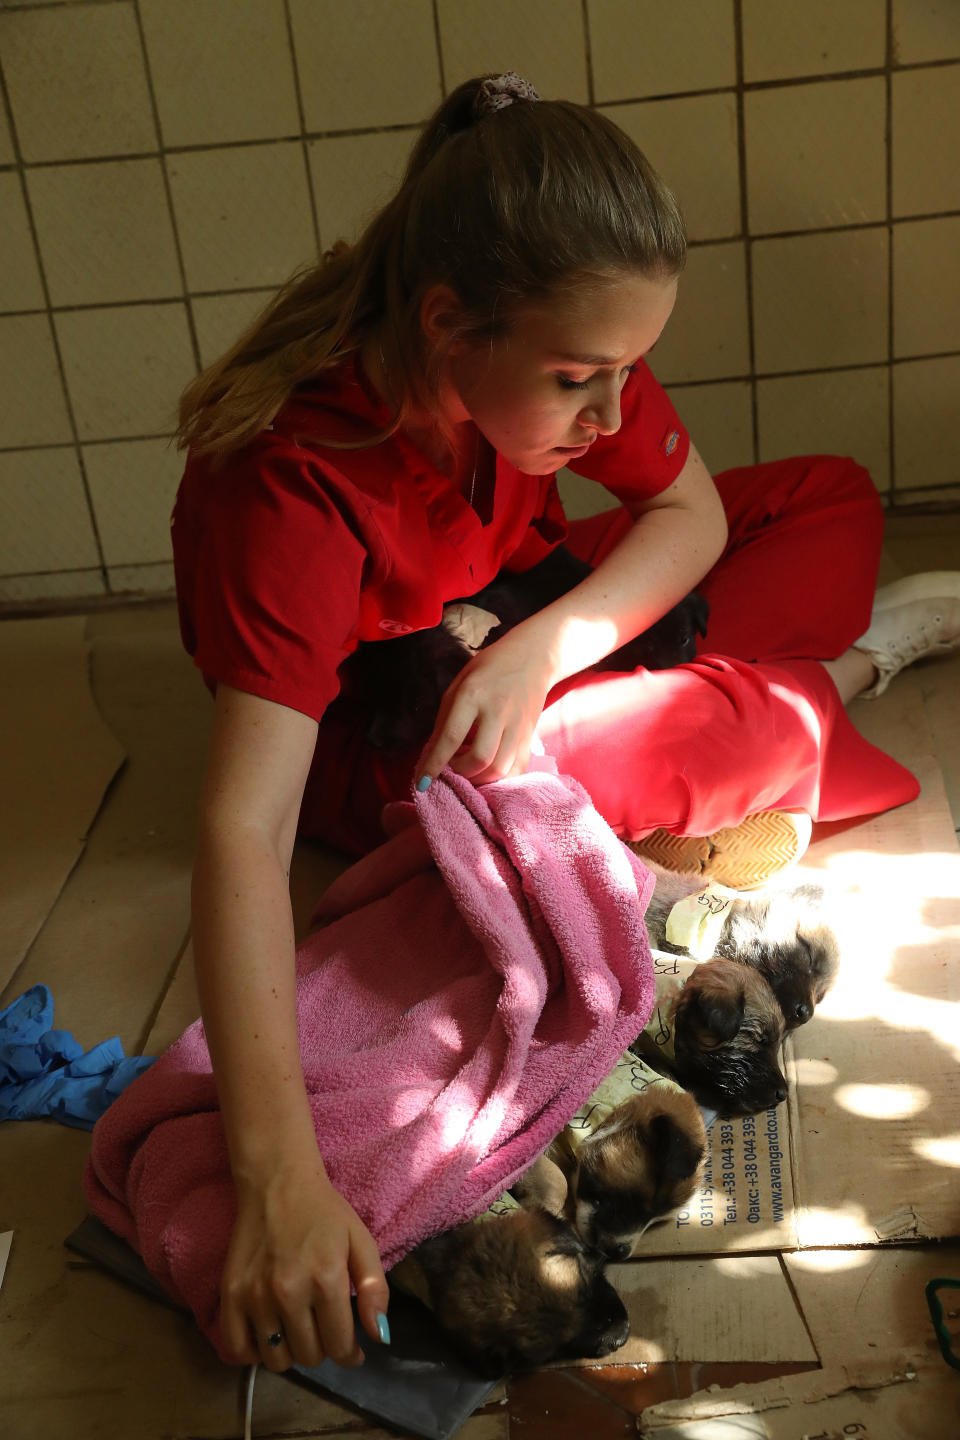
0 984 154 1130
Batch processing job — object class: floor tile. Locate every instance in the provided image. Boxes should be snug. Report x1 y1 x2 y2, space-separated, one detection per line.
507 1368 637 1437
575 1360 820 1415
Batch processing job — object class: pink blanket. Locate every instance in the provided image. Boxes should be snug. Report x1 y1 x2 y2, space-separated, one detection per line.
83 768 655 1360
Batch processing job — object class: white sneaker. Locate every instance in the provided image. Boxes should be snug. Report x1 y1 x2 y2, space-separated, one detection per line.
854 572 960 697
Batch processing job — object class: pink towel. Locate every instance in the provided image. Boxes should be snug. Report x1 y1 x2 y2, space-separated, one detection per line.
83 768 655 1360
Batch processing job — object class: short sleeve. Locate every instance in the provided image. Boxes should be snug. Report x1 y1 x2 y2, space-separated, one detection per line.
566 360 689 504
172 442 377 723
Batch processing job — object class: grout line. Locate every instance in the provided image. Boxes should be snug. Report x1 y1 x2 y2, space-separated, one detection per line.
581 0 595 107
431 0 446 97
282 0 324 256
885 0 897 502
732 0 759 465
128 0 204 470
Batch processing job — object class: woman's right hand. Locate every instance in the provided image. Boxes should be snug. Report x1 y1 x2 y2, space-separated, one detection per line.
219 1152 390 1373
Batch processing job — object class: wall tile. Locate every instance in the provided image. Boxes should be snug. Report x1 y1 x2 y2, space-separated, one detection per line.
893 356 960 491
752 228 889 373
54 302 194 441
745 77 887 234
742 0 886 82
309 129 414 249
190 291 279 370
589 0 736 101
893 0 960 65
671 380 755 475
168 143 316 292
0 569 106 604
0 314 72 447
0 447 100 572
606 93 740 242
27 159 181 307
438 0 588 101
757 367 890 492
83 438 182 565
0 172 45 312
0 3 156 163
650 242 750 384
140 0 300 147
291 0 441 131
893 218 960 357
107 561 176 597
892 64 960 216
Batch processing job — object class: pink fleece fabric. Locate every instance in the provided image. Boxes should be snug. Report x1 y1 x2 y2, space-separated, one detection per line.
83 768 655 1361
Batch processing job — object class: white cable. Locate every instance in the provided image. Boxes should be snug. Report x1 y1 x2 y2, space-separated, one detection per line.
243 1363 259 1440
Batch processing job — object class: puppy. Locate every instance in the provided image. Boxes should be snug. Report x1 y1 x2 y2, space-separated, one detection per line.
389 1201 630 1376
643 864 839 1028
557 1083 707 1260
343 545 709 753
633 957 789 1118
711 884 839 1028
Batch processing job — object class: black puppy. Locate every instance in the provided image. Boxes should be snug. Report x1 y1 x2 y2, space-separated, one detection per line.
343 544 709 752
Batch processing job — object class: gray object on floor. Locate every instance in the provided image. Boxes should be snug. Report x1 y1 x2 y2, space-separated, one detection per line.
64 1215 501 1440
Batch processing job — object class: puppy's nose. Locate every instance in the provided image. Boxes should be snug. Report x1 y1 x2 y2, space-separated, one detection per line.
775 1083 788 1103
794 1000 812 1024
605 1241 632 1262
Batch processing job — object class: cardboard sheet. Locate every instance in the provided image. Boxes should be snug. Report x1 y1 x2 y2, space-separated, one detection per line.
640 1362 959 1438
3 606 210 1055
785 1245 960 1371
603 1255 816 1365
0 617 124 995
786 676 960 1251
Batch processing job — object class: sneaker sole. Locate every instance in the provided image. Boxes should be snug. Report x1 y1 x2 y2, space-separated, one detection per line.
628 811 812 891
873 571 960 612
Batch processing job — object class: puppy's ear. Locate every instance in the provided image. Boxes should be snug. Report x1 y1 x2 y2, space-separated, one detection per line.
683 964 746 1046
647 1110 706 1183
515 1154 569 1218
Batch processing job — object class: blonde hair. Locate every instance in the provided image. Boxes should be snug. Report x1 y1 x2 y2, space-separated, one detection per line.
177 76 686 462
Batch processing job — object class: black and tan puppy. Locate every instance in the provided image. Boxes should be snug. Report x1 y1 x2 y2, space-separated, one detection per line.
563 1085 707 1260
643 864 839 1028
390 1202 630 1377
633 958 789 1118
709 884 838 1028
343 544 709 752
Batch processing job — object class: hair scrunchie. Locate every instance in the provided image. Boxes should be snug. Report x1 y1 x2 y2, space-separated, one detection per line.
474 71 541 117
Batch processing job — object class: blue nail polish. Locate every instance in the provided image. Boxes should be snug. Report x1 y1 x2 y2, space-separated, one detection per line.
416 775 432 792
376 1312 391 1344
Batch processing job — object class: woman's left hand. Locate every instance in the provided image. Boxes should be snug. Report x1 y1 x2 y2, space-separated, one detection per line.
416 630 556 786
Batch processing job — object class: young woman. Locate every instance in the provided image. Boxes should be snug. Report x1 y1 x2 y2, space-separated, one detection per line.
172 72 960 1375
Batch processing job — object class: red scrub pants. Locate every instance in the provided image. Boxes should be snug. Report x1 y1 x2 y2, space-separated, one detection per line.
301 455 919 854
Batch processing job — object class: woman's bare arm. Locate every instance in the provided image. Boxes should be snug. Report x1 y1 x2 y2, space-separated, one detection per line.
193 684 389 1372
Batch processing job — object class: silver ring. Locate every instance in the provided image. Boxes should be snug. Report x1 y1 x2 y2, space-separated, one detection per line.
265 1329 283 1348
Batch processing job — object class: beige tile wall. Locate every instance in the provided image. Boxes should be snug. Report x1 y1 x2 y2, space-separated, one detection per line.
0 0 958 602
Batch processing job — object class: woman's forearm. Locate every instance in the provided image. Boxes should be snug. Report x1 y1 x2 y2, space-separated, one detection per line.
191 822 325 1184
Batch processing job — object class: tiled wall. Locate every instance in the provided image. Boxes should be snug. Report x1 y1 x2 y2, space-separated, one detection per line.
1 0 958 605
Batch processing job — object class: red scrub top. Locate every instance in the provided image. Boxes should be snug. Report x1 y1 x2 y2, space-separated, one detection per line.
171 354 690 724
